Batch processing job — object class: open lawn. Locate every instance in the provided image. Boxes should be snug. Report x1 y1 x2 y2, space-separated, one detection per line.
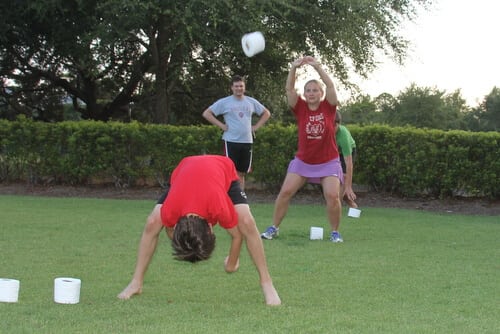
0 195 498 333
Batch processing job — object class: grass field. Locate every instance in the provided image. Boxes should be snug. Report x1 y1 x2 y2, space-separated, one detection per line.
0 195 498 333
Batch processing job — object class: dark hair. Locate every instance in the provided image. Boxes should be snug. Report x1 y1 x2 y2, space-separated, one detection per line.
231 75 245 84
171 215 216 263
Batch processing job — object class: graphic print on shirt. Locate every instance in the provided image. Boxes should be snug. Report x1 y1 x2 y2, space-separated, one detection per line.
306 113 325 139
232 104 251 124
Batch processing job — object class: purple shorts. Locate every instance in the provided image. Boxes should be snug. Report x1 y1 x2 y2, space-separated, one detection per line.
288 157 344 185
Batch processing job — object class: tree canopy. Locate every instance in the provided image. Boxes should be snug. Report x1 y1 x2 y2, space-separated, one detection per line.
340 84 500 131
0 0 432 123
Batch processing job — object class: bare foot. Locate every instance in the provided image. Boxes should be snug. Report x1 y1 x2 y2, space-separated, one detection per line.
117 280 142 300
261 281 281 306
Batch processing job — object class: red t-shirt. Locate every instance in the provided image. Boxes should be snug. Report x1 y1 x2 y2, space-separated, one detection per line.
160 155 239 229
293 98 339 164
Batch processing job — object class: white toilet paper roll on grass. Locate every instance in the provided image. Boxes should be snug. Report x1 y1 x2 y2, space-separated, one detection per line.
348 207 361 218
54 277 81 304
310 227 324 240
0 278 20 303
241 31 265 57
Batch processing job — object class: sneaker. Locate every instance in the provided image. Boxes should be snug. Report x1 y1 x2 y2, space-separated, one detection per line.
330 231 343 243
261 226 279 240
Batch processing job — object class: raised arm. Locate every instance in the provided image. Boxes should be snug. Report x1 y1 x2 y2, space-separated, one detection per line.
303 56 339 106
286 58 305 108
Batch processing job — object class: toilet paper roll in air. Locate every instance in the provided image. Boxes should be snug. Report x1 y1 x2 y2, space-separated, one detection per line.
310 227 324 240
0 278 20 303
241 31 265 57
54 277 81 304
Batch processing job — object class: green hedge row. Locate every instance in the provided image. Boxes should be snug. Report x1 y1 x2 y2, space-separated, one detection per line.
1 118 498 198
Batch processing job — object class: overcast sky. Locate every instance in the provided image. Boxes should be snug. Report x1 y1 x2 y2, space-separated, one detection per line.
339 0 500 106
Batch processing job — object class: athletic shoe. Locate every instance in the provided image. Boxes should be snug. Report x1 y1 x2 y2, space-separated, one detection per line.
330 231 343 243
261 226 279 240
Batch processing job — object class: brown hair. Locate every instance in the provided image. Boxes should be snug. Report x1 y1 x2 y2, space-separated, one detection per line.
231 75 245 84
171 216 216 263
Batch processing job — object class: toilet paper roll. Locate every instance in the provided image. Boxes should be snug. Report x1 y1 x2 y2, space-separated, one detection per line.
241 31 265 57
348 207 361 218
310 227 324 240
0 278 20 303
54 277 81 304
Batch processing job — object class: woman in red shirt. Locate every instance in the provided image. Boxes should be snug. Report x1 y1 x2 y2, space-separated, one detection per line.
261 56 344 243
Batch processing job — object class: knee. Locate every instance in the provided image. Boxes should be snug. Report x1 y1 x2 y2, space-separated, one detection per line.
145 212 161 233
277 186 296 201
238 213 255 230
324 190 341 205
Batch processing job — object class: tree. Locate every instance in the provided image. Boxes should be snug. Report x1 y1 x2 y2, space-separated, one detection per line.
340 94 378 124
465 87 500 131
0 0 432 123
389 84 468 130
341 84 470 130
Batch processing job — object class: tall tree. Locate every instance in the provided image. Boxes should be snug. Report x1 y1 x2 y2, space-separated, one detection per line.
0 0 432 123
466 87 500 131
342 85 470 130
391 84 449 129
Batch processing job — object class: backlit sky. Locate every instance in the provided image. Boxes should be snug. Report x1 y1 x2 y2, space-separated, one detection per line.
340 0 500 107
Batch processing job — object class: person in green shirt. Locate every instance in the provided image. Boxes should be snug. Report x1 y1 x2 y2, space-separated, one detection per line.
335 112 358 208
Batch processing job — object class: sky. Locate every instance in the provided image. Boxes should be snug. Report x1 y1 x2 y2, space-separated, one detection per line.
337 0 500 107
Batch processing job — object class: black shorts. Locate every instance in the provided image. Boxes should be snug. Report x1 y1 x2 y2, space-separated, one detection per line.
224 141 253 173
156 180 248 205
340 148 357 174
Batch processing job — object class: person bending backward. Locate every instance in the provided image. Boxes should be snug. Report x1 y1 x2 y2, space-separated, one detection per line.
202 75 271 190
335 112 358 208
261 56 345 243
118 155 281 306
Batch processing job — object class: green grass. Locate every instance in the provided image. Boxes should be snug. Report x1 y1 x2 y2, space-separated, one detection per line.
0 195 498 334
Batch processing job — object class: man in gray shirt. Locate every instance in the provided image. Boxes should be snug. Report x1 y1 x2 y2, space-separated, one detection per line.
202 75 271 190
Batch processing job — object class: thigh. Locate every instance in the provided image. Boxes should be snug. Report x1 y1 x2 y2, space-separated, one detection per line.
227 180 248 205
225 142 252 172
237 143 253 172
279 173 307 196
224 141 241 167
321 176 341 198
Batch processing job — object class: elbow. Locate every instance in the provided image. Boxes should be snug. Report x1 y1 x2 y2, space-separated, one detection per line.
202 109 211 120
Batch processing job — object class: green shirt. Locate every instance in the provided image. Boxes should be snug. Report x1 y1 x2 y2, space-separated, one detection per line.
336 125 356 156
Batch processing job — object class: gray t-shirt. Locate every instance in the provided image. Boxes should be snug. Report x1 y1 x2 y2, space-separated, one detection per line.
209 95 266 143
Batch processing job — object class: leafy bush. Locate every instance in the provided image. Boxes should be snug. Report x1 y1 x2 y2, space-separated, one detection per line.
0 118 498 198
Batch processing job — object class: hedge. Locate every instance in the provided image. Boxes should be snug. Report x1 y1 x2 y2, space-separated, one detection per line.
1 118 498 198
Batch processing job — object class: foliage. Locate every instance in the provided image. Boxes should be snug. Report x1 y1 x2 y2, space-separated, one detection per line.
340 83 500 131
465 86 500 131
352 125 500 198
0 0 431 123
1 119 499 198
